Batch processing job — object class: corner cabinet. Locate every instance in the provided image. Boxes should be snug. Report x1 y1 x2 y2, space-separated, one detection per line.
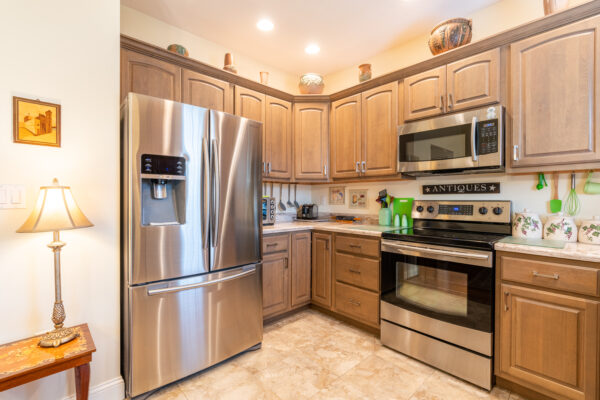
312 232 333 309
294 102 329 181
509 16 600 169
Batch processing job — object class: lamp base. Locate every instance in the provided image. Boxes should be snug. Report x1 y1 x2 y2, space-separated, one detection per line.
38 327 79 348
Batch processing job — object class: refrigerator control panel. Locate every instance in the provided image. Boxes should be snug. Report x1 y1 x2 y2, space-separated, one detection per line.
141 154 185 176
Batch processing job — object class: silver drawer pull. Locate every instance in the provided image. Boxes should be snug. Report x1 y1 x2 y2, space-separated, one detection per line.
349 268 361 274
348 298 361 306
266 243 278 247
349 244 362 248
532 271 559 280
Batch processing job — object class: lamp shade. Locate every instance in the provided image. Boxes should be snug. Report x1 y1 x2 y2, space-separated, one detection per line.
17 178 93 233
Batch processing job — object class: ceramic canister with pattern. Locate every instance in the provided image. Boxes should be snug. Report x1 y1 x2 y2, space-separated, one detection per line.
512 209 543 239
578 216 600 245
544 212 578 242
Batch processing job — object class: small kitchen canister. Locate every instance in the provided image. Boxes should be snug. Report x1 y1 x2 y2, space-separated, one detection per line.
512 209 543 239
578 216 600 245
544 212 578 242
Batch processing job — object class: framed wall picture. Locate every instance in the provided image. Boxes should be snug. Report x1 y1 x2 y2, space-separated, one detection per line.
329 186 345 205
349 189 367 209
13 97 61 147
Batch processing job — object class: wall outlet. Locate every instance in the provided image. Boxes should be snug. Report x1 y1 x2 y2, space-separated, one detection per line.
0 185 26 209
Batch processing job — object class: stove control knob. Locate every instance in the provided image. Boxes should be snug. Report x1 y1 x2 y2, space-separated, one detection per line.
427 206 435 213
478 207 488 215
416 205 424 212
493 207 503 215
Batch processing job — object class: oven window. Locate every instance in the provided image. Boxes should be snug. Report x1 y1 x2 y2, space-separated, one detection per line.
396 262 467 317
399 123 472 162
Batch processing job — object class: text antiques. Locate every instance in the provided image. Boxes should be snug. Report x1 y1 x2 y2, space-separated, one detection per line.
422 182 500 194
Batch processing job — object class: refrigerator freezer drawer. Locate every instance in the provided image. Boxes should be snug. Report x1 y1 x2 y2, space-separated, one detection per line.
125 264 263 398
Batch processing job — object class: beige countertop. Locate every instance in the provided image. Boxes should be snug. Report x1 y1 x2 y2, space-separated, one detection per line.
262 222 392 237
495 241 600 263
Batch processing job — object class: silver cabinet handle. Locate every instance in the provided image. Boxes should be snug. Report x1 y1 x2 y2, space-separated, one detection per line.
323 164 327 177
440 95 444 111
532 271 559 280
284 257 289 269
513 145 519 161
504 291 510 311
448 93 453 109
266 243 278 247
349 268 361 274
361 161 366 173
148 267 256 296
355 161 360 173
268 162 272 174
349 244 362 248
471 116 478 162
348 298 361 306
263 162 266 175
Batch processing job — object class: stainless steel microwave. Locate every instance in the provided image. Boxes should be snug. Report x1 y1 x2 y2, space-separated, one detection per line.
397 105 504 175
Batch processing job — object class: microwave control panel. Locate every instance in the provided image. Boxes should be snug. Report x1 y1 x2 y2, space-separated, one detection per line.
477 119 498 155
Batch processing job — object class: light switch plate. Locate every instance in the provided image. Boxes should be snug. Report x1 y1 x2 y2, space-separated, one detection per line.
0 185 26 209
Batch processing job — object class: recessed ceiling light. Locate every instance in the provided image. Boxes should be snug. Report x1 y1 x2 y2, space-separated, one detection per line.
305 43 320 55
256 19 274 31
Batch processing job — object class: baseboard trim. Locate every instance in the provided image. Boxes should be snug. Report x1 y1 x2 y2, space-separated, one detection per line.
62 376 124 400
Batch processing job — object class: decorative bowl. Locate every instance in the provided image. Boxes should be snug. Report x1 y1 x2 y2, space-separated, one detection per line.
428 18 472 56
299 73 324 94
578 216 600 245
167 44 188 57
544 212 577 242
512 209 543 239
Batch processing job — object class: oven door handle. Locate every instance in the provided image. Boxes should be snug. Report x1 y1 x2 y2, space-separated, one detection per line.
382 242 491 267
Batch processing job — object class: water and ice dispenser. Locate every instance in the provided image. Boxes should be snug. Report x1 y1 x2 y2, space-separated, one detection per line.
140 154 186 226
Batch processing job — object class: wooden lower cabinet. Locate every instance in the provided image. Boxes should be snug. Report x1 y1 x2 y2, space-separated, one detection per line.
312 232 333 309
496 252 600 400
263 232 311 320
334 282 379 327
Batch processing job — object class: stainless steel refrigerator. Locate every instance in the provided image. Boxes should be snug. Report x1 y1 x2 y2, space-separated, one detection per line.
121 93 263 399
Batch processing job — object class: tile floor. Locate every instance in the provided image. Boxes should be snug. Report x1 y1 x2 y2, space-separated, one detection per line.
146 309 529 400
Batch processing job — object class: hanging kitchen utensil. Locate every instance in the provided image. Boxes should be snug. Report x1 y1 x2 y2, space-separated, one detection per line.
536 173 547 190
278 184 286 211
549 172 562 213
584 171 600 194
293 184 300 208
564 173 581 216
286 184 294 207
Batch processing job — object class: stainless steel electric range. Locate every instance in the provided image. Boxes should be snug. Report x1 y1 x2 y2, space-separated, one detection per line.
380 200 512 390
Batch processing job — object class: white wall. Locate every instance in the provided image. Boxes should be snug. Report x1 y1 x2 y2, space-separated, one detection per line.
121 5 299 94
310 172 600 225
0 1 122 400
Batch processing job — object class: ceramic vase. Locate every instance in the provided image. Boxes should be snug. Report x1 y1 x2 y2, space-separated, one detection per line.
428 18 472 56
379 208 391 226
544 212 578 242
223 53 237 74
512 209 543 239
543 0 569 15
167 44 188 57
358 64 372 82
578 216 600 245
299 73 324 94
260 71 269 85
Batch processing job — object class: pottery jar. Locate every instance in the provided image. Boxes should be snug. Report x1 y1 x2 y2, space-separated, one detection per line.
512 209 543 239
543 212 578 242
578 216 600 245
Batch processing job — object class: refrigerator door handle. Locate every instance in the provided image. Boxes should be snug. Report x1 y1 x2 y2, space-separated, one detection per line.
201 137 210 250
210 138 220 248
147 266 257 296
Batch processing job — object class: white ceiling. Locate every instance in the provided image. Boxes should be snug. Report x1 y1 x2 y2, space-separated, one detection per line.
121 0 500 76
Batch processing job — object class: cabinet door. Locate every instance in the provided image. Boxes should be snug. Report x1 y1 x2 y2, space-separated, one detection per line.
291 232 311 307
182 69 233 113
447 48 500 112
262 252 290 319
362 82 398 176
265 96 293 179
294 103 329 181
331 95 361 178
312 232 332 309
510 16 600 167
498 284 598 400
403 65 446 120
121 49 181 101
234 86 266 123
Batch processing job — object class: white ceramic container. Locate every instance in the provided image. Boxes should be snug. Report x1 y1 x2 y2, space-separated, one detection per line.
578 216 600 245
544 212 578 242
512 209 543 239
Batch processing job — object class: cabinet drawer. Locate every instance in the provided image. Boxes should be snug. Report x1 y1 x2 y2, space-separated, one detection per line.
335 235 380 258
263 234 289 254
335 252 379 292
334 282 379 326
500 254 600 297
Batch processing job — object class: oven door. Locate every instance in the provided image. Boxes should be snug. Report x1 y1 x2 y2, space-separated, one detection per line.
381 240 493 333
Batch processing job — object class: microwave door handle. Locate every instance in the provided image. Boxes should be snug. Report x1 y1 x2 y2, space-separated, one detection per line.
471 116 478 162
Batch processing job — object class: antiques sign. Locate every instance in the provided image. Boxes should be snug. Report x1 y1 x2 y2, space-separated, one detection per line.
422 182 500 195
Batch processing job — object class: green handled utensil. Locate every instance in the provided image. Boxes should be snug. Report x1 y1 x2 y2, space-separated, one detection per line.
564 173 581 216
549 172 562 213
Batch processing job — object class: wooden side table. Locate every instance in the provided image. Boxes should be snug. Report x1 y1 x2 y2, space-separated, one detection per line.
0 324 96 400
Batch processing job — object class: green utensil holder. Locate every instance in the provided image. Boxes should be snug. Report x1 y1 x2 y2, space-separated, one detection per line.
379 208 392 226
392 198 413 228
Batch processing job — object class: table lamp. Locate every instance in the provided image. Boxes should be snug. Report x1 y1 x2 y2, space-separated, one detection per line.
16 178 93 347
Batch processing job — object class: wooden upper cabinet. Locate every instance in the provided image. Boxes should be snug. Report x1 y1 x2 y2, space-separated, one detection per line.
362 82 398 176
447 48 500 112
121 49 181 101
294 103 329 181
265 96 293 179
234 86 266 123
498 284 598 400
312 232 333 309
331 95 362 178
182 70 232 113
404 65 446 120
290 232 311 307
510 16 600 168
